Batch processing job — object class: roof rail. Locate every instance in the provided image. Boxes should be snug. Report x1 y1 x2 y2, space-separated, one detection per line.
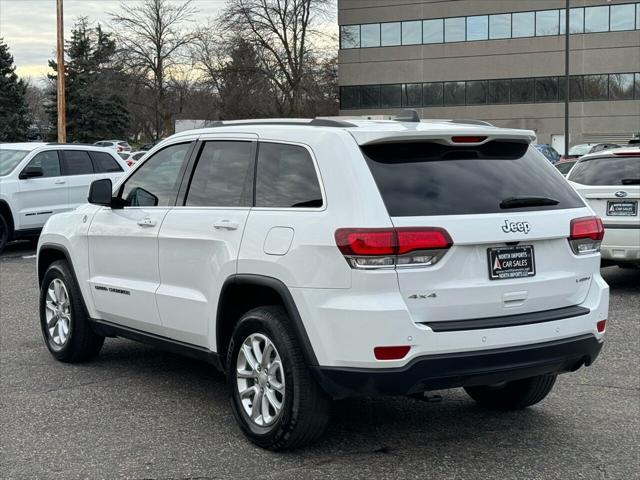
448 119 495 127
393 109 420 123
193 118 356 129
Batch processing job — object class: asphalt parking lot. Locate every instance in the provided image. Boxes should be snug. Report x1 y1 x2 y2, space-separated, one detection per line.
1 242 638 480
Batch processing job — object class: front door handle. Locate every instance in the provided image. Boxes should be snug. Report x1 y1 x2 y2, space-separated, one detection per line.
214 220 239 231
54 179 66 185
137 217 156 227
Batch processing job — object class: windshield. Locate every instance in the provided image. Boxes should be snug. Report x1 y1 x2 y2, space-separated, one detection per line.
568 144 593 156
362 141 584 216
0 149 29 176
569 156 640 185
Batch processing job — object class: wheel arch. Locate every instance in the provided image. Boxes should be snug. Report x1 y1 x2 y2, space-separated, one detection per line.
216 274 319 370
38 243 76 286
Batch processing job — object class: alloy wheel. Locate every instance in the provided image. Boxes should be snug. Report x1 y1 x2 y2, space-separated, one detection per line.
45 278 72 347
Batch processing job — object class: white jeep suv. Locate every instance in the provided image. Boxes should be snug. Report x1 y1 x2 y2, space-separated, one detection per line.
36 116 609 450
0 143 127 252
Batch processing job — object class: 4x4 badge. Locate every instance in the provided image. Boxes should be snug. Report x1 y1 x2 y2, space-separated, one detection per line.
502 220 530 234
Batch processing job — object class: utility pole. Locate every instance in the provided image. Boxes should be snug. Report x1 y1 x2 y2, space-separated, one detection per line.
564 0 570 156
56 0 66 143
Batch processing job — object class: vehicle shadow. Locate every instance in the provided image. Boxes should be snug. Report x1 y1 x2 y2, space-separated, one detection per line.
601 266 640 293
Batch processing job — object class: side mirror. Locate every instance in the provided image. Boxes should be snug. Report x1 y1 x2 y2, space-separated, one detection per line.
19 166 44 179
88 178 113 207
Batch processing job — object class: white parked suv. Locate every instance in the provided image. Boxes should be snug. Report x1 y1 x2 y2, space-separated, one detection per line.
0 143 127 252
568 147 640 268
36 116 609 450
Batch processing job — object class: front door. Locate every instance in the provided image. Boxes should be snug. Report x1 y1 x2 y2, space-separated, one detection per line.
87 141 194 334
16 150 68 230
157 138 256 347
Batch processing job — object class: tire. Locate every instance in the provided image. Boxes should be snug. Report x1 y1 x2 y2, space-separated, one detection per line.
0 213 8 254
39 260 104 362
227 306 331 450
464 374 557 410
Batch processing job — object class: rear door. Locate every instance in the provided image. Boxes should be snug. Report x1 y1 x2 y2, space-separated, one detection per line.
16 150 68 229
361 139 593 325
156 136 256 346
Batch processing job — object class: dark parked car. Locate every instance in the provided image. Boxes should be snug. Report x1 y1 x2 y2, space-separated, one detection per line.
535 144 561 163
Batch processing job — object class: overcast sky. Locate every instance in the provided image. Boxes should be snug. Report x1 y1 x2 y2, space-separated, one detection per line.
0 0 227 81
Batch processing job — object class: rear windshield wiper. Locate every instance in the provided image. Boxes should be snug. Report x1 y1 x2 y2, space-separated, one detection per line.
500 196 560 209
621 178 640 185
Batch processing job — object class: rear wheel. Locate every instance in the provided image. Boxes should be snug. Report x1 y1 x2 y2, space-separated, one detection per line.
0 213 8 254
227 306 331 450
39 260 104 362
464 374 557 410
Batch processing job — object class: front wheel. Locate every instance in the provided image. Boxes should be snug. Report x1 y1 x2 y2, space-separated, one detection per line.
464 374 557 410
227 306 331 450
39 260 104 362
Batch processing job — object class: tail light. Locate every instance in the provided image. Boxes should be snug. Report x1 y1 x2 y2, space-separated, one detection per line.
126 159 134 167
451 136 487 144
335 227 452 269
569 216 604 255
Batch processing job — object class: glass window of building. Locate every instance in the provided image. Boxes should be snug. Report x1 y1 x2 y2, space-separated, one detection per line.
466 15 488 41
636 74 640 99
535 77 559 103
583 75 609 100
402 83 422 106
402 20 422 45
361 85 381 108
560 8 585 34
610 4 636 31
637 4 640 31
444 17 465 42
584 6 610 33
444 81 465 105
559 76 585 102
341 86 360 109
381 22 401 46
360 23 380 47
536 10 560 36
466 81 487 104
512 11 535 38
423 19 443 43
487 80 510 104
423 83 444 106
511 78 534 103
489 14 511 39
341 25 360 49
380 84 402 107
609 73 635 100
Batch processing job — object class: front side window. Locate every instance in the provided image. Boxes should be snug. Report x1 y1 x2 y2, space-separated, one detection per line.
120 142 191 207
256 143 322 208
26 151 61 178
89 151 123 173
185 141 254 207
62 150 94 175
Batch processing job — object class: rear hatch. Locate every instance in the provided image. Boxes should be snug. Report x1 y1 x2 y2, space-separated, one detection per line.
568 152 640 228
360 135 595 325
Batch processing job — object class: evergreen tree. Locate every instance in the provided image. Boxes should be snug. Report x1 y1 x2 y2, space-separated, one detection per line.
48 19 130 143
0 38 30 141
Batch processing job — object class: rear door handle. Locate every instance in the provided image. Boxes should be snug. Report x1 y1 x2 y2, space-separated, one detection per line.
137 217 156 227
214 220 239 231
54 179 66 185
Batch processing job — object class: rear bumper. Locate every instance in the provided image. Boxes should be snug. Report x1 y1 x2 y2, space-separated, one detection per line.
312 334 602 398
601 225 640 262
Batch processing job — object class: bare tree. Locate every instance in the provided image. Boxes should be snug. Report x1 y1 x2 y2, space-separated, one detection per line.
220 0 332 116
110 0 198 139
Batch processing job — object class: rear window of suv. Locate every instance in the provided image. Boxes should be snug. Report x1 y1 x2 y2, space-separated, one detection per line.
569 156 640 186
362 141 584 216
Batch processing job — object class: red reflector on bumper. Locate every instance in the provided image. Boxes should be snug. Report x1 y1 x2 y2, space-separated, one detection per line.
596 320 606 333
374 345 410 360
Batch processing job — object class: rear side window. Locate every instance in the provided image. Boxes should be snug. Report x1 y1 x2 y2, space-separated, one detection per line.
555 161 576 175
569 157 640 186
362 141 584 216
26 151 61 177
186 141 254 207
89 151 123 173
62 150 94 175
256 143 323 208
